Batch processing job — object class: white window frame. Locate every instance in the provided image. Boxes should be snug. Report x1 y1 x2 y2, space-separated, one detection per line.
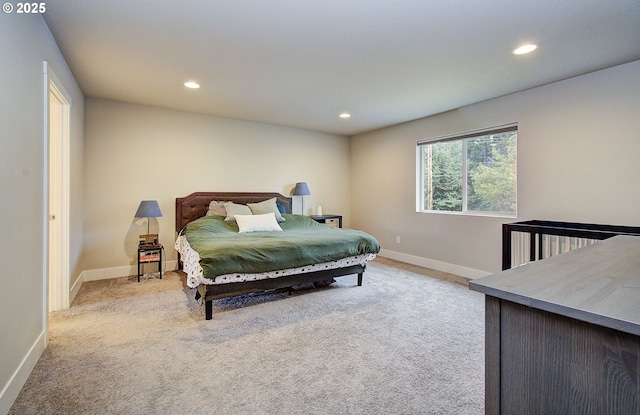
416 123 518 217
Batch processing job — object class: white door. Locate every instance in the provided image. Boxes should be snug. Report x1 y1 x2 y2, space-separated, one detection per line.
47 68 70 312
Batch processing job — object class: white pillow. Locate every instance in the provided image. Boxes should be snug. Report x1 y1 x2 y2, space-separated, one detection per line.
235 212 283 233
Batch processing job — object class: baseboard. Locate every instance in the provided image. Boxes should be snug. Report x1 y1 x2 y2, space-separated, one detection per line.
0 331 46 415
69 274 83 305
81 260 178 282
378 249 491 280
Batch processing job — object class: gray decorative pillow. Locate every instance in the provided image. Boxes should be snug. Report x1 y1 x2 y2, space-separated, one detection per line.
247 197 286 222
206 200 229 216
223 202 252 222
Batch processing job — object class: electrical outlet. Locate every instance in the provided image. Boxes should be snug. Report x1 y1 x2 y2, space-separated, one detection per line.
396 236 401 244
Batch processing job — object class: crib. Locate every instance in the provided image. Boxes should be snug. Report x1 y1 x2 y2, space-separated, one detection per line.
502 220 640 270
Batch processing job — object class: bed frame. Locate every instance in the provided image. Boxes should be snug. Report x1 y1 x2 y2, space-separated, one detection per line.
175 192 366 320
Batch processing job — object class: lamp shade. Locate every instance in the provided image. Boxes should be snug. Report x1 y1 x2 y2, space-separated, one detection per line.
293 182 311 196
135 200 163 218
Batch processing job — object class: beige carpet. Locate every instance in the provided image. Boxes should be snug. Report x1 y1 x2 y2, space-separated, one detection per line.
69 271 185 307
9 258 485 414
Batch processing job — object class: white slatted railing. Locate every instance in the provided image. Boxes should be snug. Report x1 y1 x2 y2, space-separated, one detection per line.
510 232 598 268
502 221 640 270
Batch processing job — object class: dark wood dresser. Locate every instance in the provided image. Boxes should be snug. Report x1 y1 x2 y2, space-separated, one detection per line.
470 235 640 414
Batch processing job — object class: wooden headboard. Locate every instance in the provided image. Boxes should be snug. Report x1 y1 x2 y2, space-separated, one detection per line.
175 192 292 233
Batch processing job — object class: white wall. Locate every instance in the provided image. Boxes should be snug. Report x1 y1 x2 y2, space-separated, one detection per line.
0 14 83 414
83 98 350 275
351 60 640 277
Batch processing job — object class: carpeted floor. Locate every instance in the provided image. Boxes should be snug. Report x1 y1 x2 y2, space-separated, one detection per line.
9 258 485 415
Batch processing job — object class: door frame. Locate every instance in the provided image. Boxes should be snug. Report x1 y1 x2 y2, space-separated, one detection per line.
43 61 71 321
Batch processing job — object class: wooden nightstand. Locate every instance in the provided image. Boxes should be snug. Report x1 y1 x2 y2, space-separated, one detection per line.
137 244 163 282
310 214 342 228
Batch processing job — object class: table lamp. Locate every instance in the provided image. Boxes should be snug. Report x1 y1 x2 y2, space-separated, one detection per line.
293 182 311 215
135 200 162 245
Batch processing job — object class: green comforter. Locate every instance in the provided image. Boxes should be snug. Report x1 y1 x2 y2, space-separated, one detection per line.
185 214 380 280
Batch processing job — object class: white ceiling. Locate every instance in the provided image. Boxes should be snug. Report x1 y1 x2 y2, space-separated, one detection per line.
43 0 640 136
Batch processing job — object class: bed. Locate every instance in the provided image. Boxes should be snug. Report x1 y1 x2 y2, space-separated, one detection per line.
175 192 380 319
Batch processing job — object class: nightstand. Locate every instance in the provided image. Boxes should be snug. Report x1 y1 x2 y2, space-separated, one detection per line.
310 214 342 228
137 244 163 282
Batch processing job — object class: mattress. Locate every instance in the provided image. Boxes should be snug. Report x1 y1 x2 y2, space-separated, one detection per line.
176 234 375 288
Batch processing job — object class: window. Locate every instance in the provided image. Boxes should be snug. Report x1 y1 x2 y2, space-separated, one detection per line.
417 124 517 216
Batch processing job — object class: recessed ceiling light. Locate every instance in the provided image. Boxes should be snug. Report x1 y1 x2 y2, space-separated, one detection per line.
184 81 200 89
512 44 537 55
339 112 351 119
